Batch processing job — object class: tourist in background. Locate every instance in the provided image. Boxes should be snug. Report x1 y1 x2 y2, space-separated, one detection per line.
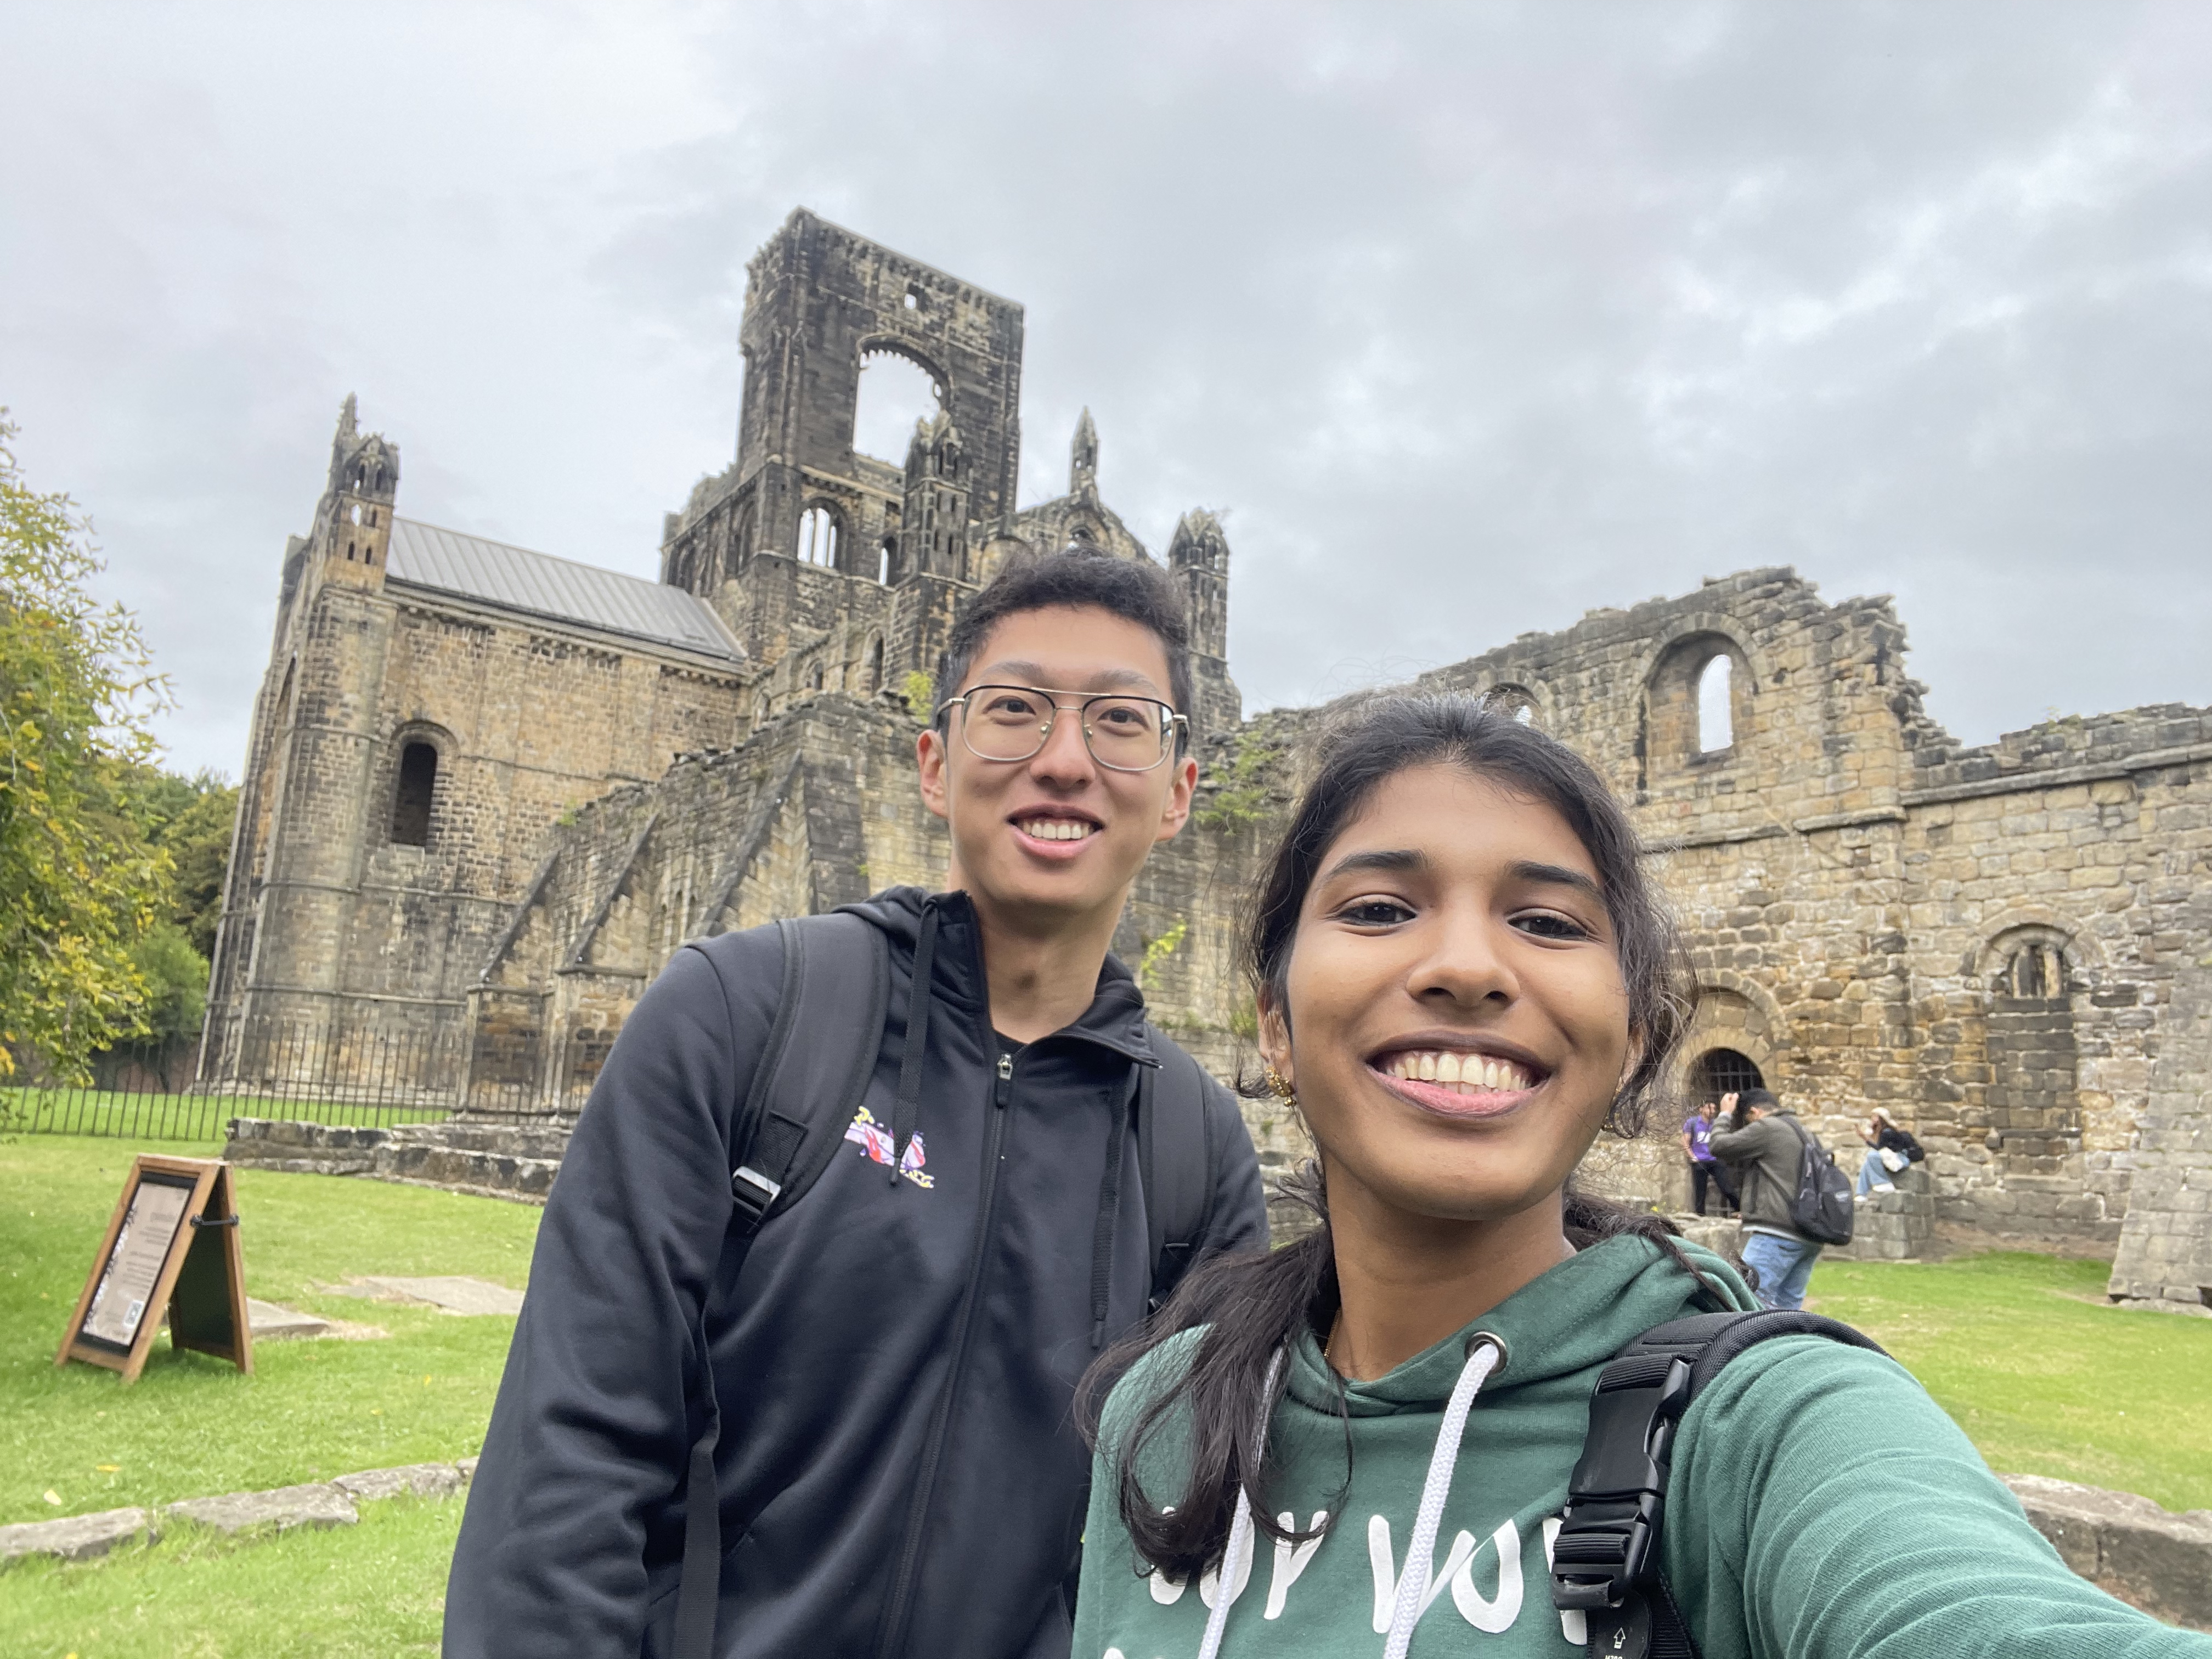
1857 1105 1925 1199
1708 1086 1824 1310
1679 1096 1739 1216
1069 693 2209 1658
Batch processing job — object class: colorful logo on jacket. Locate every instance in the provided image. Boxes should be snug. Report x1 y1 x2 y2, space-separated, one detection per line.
844 1105 935 1188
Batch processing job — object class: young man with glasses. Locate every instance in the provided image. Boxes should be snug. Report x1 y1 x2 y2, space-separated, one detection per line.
445 550 1268 1659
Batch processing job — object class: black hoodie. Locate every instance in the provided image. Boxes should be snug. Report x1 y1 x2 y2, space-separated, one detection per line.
444 888 1268 1658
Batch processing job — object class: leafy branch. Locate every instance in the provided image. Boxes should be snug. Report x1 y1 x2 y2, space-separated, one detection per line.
1134 918 1188 994
1195 731 1283 831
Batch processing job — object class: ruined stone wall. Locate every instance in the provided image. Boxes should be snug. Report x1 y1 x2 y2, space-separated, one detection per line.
213 534 748 1090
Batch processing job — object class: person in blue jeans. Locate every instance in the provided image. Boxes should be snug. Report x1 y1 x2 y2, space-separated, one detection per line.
1709 1087 1822 1308
1855 1107 1924 1197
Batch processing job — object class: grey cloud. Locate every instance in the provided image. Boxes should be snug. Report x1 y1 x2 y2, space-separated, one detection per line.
1 0 2204 777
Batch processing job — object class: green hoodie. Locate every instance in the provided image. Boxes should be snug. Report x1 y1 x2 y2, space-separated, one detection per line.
1074 1236 2207 1658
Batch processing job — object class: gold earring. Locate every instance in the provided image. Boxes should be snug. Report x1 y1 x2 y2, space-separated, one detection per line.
1263 1065 1295 1103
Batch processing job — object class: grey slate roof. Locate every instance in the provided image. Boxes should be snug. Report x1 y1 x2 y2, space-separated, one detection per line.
385 519 741 661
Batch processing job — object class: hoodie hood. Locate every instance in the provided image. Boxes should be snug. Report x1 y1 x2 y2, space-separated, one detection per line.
1284 1234 1756 1417
1078 1235 1758 1659
836 884 1155 1060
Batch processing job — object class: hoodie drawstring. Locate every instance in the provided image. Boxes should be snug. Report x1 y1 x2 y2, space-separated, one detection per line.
1086 1067 1136 1348
1195 1348 1286 1659
1383 1335 1504 1659
889 904 940 1185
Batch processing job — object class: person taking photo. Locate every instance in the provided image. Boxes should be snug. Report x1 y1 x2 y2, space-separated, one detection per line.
1069 693 2208 1659
1708 1087 1827 1310
444 549 1268 1659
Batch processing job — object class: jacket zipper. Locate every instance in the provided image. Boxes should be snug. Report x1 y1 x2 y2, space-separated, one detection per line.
874 1042 1016 1657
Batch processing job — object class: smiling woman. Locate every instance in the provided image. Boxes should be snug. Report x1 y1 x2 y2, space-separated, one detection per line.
1069 694 2212 1659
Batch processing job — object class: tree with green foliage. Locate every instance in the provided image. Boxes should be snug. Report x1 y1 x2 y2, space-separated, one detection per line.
0 410 173 1082
117 762 237 959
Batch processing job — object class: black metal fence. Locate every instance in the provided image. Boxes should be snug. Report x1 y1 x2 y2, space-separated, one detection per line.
4 1016 504 1144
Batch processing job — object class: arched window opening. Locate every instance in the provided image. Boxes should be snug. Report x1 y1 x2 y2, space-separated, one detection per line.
865 636 885 694
1690 1047 1764 1104
878 537 895 585
391 742 438 847
853 349 945 465
797 506 838 568
753 694 770 728
809 663 826 691
350 503 362 525
1696 654 1734 752
902 286 921 312
345 542 356 561
2002 941 2068 1001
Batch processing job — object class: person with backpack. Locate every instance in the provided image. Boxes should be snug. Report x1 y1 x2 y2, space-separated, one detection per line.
1708 1086 1834 1311
443 549 1268 1659
1069 693 2205 1659
1856 1105 1926 1198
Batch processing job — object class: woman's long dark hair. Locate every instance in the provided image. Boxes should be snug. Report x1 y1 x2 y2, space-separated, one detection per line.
1077 693 1709 1584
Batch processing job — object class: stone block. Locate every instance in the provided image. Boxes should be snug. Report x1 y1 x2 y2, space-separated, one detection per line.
2002 1474 2212 1630
168 1482 358 1536
333 1463 465 1502
359 1276 524 1316
247 1298 331 1341
0 1506 156 1565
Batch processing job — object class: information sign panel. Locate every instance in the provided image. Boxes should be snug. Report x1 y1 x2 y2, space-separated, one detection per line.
57 1156 252 1384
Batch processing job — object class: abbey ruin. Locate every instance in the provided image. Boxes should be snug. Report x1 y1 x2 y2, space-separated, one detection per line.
212 209 2210 1311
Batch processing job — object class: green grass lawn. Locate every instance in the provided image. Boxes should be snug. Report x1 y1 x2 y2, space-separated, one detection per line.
1807 1251 2212 1513
4 1494 460 1657
7 1133 2209 1654
2 1135 538 1528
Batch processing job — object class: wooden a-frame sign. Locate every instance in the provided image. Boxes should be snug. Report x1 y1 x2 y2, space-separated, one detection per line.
56 1155 253 1384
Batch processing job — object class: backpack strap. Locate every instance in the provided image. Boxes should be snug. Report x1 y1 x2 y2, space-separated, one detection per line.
674 913 890 1659
1137 1033 1215 1312
1551 1309 1887 1659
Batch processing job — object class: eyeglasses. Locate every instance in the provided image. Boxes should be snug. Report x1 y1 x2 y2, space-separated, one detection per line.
936 684 1187 772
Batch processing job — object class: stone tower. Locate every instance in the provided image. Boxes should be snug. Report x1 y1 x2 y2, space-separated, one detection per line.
206 397 748 1090
1167 510 1235 736
661 207 1242 732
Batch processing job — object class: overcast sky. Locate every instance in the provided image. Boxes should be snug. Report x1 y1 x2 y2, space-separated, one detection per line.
4 1 2207 779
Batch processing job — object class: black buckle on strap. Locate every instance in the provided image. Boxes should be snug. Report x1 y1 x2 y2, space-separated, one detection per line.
730 1165 782 1231
1551 1353 1692 1613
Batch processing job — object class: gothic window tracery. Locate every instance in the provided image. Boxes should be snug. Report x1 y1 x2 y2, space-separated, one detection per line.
798 506 839 568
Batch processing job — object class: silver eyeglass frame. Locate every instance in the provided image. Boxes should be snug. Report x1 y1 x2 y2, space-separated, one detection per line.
934 684 1189 772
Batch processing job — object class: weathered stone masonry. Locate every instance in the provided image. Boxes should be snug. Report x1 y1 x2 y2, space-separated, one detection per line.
216 210 2210 1308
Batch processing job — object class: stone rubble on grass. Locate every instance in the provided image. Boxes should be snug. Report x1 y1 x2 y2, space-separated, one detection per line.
0 1506 156 1564
334 1462 464 1502
167 1481 360 1536
357 1276 524 1316
2004 1473 2212 1632
246 1298 332 1341
1 1458 481 1569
